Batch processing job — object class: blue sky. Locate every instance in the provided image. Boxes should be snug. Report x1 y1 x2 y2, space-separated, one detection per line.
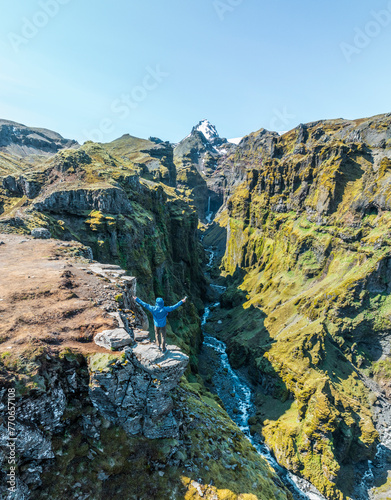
0 0 390 144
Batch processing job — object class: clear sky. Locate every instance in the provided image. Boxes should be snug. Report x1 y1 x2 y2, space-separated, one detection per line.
0 0 390 144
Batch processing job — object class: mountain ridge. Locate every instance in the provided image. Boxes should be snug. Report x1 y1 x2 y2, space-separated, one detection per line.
0 118 79 158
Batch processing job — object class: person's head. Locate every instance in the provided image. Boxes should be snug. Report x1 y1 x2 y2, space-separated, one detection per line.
155 297 164 307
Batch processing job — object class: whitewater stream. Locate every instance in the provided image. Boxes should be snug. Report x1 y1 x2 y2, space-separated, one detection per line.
201 245 327 500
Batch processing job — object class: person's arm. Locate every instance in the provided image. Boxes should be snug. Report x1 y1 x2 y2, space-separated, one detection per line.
133 297 154 312
165 297 187 312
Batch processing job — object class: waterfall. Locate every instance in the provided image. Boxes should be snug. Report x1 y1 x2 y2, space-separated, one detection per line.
205 197 213 224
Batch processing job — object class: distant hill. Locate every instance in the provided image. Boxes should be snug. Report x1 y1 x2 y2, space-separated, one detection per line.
0 119 79 157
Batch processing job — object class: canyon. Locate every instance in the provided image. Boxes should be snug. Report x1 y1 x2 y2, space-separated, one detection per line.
1 113 391 499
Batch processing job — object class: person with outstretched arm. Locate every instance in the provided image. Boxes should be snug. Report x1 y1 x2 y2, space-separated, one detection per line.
132 295 187 352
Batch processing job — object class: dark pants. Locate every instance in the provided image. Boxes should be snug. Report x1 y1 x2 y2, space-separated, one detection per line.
154 325 166 351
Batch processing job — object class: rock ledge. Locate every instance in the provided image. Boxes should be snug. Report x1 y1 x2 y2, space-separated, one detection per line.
89 343 189 439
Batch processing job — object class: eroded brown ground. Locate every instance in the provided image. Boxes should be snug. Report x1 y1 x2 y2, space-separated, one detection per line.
0 233 118 358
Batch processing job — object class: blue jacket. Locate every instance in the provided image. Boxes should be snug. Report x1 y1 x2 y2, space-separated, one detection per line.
135 297 184 327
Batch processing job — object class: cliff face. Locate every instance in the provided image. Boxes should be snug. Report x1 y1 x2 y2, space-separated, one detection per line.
205 113 391 499
0 235 291 500
205 128 280 207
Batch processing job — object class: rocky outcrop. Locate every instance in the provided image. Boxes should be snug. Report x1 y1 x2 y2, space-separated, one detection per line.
86 259 188 439
139 141 176 186
33 186 133 215
2 174 42 199
0 119 79 157
87 260 189 440
89 344 189 439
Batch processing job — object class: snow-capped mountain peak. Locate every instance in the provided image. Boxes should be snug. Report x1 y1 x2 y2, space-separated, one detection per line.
192 119 220 142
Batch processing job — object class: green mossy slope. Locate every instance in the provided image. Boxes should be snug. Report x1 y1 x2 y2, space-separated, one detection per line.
206 114 391 499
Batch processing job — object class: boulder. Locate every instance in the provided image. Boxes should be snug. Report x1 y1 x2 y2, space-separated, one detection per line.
31 228 51 239
94 328 134 350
